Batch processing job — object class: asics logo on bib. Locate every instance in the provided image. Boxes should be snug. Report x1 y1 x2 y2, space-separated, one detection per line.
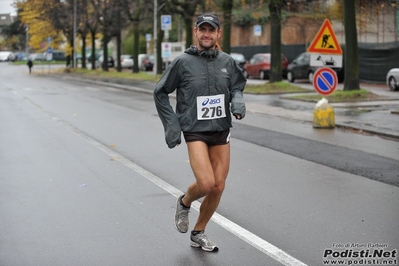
202 97 221 106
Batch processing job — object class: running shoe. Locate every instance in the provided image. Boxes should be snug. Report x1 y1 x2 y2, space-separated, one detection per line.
174 195 189 233
190 231 219 252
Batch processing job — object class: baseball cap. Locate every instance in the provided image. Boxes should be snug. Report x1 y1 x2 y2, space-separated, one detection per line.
196 14 220 29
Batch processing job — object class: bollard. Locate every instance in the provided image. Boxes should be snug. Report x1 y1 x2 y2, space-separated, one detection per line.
313 98 335 128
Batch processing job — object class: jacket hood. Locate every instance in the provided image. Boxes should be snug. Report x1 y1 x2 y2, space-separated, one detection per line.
185 45 219 58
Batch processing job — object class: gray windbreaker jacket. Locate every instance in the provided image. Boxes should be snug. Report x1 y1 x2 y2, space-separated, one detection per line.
153 45 246 148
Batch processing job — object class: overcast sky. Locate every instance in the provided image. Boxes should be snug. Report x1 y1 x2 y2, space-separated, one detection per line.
0 0 16 15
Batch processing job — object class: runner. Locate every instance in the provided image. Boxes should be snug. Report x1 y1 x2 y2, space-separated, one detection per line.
153 14 246 252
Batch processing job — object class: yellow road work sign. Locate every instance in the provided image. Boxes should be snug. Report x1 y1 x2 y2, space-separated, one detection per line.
308 19 342 55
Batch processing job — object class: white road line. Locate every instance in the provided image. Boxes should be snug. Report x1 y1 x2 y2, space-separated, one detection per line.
24 93 307 266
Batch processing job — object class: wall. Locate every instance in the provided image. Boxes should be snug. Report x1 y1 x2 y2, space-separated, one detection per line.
229 15 398 47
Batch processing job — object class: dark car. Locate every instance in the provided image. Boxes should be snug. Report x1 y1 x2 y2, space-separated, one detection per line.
230 53 246 72
96 55 115 68
243 53 289 80
52 50 66 61
140 54 154 71
287 52 344 83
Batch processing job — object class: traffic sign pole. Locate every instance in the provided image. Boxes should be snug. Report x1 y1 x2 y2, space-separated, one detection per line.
307 19 341 129
161 15 172 31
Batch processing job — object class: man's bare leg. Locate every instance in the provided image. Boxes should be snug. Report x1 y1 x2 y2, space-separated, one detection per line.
182 142 230 231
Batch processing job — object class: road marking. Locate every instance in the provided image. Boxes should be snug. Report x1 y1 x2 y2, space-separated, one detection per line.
22 93 307 266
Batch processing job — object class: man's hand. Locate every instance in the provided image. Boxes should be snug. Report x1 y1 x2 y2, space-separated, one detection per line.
233 114 242 120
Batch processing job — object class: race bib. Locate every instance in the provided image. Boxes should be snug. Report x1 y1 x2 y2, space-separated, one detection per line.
197 94 226 120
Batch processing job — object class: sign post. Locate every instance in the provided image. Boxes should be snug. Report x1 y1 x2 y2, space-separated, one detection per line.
308 19 342 129
46 47 53 61
308 19 343 68
161 15 172 41
161 42 171 69
254 25 261 45
313 67 338 96
46 37 52 73
161 15 172 69
146 33 152 54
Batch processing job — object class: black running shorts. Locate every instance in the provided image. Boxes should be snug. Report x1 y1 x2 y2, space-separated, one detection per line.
183 129 230 146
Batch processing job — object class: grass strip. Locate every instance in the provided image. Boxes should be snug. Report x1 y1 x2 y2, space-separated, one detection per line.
283 89 387 102
244 81 311 94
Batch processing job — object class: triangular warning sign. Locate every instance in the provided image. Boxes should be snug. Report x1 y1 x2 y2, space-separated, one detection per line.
308 19 342 55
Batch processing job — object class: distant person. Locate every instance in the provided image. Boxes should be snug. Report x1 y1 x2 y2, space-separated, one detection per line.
27 59 33 74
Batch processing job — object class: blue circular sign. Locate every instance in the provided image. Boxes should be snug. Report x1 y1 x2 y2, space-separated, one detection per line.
313 67 337 96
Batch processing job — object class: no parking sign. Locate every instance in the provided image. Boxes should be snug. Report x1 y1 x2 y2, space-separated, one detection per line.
313 67 338 96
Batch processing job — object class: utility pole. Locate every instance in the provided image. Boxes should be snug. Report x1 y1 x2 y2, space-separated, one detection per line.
153 0 157 79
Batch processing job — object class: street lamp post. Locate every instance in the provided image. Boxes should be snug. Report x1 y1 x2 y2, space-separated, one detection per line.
153 0 157 78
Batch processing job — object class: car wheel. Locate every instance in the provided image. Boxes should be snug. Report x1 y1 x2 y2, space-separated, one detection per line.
308 71 314 84
287 71 295 82
243 70 249 79
388 76 398 91
260 71 267 80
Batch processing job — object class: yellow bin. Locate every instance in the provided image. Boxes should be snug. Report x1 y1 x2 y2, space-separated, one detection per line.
313 98 335 128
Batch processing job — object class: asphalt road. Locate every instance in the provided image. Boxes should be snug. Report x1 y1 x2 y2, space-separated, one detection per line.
1 64 398 266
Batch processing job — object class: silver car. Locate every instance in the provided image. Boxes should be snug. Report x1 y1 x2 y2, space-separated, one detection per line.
120 55 134 69
386 68 399 91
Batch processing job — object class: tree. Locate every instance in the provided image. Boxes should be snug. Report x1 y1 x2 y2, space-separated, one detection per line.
221 0 233 54
44 0 80 67
90 0 120 71
85 2 100 70
122 0 149 73
343 0 360 90
269 0 285 83
170 0 203 49
18 0 62 53
77 0 91 69
1 14 27 51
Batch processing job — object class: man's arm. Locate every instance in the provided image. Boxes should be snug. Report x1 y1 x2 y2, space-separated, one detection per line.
153 63 182 148
230 62 247 120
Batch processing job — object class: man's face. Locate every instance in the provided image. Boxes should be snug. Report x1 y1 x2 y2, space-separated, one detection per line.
194 23 221 50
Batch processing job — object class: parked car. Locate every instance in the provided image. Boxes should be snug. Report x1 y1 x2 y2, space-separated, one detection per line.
140 54 154 71
29 53 46 61
386 68 399 91
87 53 100 63
96 55 114 68
15 52 29 61
52 50 66 61
243 53 288 80
120 55 134 69
287 52 344 84
230 53 246 72
0 51 16 62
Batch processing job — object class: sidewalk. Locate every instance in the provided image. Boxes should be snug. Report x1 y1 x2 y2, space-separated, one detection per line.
59 74 399 141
